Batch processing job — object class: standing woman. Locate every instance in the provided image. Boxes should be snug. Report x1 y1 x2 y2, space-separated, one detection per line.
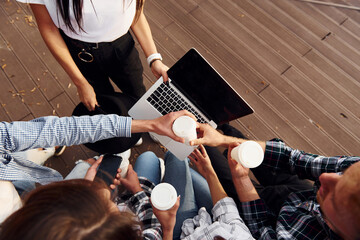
18 0 169 111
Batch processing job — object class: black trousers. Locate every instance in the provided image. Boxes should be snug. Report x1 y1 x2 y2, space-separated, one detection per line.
61 31 146 100
207 124 313 214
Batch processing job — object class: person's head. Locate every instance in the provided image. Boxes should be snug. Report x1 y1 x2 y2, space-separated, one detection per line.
56 0 145 33
0 179 141 240
316 161 360 240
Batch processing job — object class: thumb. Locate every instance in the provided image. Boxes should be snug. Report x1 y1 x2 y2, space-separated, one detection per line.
190 138 202 146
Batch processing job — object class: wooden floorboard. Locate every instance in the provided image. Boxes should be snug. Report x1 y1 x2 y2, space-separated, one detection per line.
1 0 360 178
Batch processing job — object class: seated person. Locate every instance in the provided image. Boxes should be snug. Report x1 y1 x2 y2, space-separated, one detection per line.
59 146 254 240
133 146 254 240
0 156 176 240
190 123 360 240
0 110 194 223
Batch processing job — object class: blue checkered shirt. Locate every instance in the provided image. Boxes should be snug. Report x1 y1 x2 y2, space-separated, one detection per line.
0 115 131 184
239 138 359 240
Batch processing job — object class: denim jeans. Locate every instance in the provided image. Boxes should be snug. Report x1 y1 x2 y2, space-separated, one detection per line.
162 152 213 240
133 151 162 185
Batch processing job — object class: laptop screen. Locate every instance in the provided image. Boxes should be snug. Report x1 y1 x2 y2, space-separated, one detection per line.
168 48 254 125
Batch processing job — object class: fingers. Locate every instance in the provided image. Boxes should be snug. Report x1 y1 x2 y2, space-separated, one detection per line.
172 196 180 211
198 144 207 156
91 155 103 169
189 138 201 146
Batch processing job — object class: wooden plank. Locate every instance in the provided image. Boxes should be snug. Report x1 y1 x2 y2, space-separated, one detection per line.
49 92 77 117
282 67 360 154
0 1 64 101
0 31 54 117
270 0 331 39
341 18 360 38
233 0 312 56
14 0 82 104
291 0 360 50
253 0 360 82
0 99 11 122
261 86 345 155
190 1 291 74
303 49 360 98
324 0 360 23
0 61 30 120
163 20 268 94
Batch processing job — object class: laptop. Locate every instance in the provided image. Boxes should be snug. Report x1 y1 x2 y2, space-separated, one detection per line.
129 48 254 160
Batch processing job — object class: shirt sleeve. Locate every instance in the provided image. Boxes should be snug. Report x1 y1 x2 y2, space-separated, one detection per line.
0 115 131 153
239 199 277 239
127 191 162 240
212 197 254 239
262 138 360 180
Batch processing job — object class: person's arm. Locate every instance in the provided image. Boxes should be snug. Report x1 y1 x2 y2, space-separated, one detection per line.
190 123 265 148
131 9 169 81
227 143 260 202
151 197 180 240
120 166 163 239
131 110 197 143
226 143 276 239
189 145 227 205
0 110 195 153
263 139 360 180
0 115 131 153
30 4 98 111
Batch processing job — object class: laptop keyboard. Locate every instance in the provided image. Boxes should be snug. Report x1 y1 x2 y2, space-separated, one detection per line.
146 83 206 123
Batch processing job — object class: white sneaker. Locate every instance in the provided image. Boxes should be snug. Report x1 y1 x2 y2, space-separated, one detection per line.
114 149 131 178
135 137 143 146
159 158 165 181
115 148 131 161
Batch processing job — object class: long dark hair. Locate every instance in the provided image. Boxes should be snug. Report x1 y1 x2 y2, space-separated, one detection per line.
56 0 145 33
0 179 142 240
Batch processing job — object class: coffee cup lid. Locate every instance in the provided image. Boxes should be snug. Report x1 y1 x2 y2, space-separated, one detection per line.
151 183 177 211
238 141 264 168
172 116 197 138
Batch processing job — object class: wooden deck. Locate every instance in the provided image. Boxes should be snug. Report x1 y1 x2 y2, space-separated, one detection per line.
1 0 360 177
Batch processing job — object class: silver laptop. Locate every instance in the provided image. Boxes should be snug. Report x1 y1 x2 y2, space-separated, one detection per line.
129 48 254 160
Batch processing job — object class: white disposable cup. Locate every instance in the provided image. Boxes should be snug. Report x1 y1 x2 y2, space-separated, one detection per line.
231 141 264 168
172 116 197 146
151 183 177 211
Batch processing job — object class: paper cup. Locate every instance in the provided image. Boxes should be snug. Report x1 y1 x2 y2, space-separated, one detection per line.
172 116 197 145
151 183 177 211
231 141 264 168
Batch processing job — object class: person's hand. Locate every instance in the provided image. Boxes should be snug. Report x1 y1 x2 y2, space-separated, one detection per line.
152 110 197 143
189 144 215 178
152 196 180 233
189 123 228 147
77 82 98 111
119 165 143 194
83 156 122 189
151 60 169 82
227 142 250 179
84 156 103 181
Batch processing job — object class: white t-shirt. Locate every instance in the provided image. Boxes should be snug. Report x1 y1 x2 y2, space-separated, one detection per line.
17 0 136 42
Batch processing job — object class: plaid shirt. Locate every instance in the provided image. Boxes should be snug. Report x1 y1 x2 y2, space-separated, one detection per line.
239 138 359 240
0 115 131 184
180 197 254 240
116 178 162 240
